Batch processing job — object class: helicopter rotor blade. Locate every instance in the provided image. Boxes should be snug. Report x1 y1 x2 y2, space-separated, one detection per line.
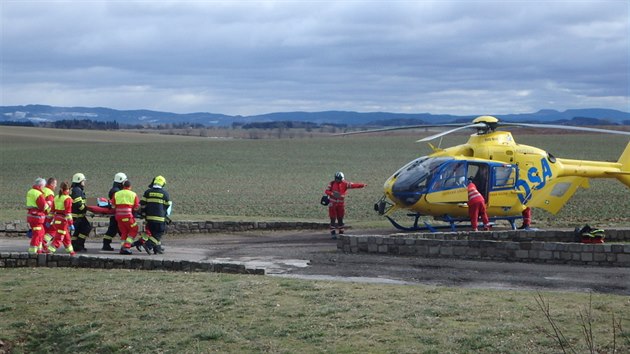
416 123 487 142
499 122 630 136
334 116 630 139
334 123 468 136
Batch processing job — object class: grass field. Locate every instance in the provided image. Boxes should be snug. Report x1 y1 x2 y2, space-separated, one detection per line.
1 268 628 353
1 125 629 228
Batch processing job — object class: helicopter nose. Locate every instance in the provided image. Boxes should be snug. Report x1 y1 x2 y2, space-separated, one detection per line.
391 189 422 207
389 179 422 206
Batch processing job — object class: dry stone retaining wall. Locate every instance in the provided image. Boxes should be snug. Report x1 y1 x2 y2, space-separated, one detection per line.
338 229 630 267
0 252 265 274
0 219 329 237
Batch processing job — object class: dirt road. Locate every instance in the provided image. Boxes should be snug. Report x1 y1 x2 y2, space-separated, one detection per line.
3 229 629 295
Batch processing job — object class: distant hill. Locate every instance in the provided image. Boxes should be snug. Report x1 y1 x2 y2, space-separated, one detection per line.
500 108 630 124
1 105 628 127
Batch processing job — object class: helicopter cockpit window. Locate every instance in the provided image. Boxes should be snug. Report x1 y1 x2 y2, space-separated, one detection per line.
392 157 452 206
492 165 517 189
431 161 466 190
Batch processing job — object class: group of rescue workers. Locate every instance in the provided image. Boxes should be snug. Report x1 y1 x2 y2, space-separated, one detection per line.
25 172 172 255
26 170 531 254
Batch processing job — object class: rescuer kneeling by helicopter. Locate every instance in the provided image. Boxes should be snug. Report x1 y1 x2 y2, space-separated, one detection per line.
325 172 366 239
466 178 490 231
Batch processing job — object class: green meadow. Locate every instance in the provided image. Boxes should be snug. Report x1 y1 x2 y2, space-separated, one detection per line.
0 268 628 353
1 125 629 228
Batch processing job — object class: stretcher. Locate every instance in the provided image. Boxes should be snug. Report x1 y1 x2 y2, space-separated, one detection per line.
86 197 172 223
86 197 115 216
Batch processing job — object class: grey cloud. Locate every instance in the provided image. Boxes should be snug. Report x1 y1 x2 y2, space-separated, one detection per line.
1 0 628 115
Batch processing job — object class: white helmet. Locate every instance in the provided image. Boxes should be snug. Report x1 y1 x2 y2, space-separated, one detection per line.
72 173 86 183
334 171 344 181
114 172 128 183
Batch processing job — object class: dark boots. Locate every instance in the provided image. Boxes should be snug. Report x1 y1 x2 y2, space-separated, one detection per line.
144 242 153 255
153 244 164 254
73 237 87 252
102 238 114 251
131 239 144 252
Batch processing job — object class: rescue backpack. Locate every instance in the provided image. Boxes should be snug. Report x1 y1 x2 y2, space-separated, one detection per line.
574 224 605 244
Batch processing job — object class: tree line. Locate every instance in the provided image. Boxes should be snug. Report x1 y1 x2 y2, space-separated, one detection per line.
1 119 347 131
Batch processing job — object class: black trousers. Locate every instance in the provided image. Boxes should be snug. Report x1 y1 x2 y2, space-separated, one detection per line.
147 221 166 242
104 215 119 237
72 216 92 238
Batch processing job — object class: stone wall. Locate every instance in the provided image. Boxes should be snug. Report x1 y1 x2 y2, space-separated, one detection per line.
0 219 329 237
0 219 323 274
338 229 630 267
0 252 265 274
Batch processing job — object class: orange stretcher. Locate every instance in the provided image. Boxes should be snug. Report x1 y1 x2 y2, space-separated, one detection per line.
86 197 115 215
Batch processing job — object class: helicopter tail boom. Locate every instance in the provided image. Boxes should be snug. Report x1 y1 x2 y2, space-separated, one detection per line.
554 142 630 188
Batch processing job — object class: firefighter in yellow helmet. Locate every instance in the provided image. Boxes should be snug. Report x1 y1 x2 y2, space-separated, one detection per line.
139 175 172 254
70 173 92 252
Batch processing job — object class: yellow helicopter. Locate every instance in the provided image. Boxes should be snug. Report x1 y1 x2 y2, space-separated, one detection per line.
353 115 630 231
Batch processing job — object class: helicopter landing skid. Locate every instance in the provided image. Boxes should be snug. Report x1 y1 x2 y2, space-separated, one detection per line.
385 213 522 232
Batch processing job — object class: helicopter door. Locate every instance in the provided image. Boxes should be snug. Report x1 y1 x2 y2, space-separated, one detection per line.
425 161 468 204
486 164 521 210
466 163 490 202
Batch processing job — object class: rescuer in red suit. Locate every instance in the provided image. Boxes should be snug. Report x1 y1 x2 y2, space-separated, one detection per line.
41 177 57 253
112 180 140 254
519 207 532 229
102 172 128 251
48 181 76 255
467 179 490 231
26 178 50 254
325 171 366 239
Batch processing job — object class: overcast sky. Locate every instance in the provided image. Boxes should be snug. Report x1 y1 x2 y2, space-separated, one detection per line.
1 0 628 116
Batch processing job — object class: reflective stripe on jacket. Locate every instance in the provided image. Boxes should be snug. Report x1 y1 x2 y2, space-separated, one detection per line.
113 188 139 217
43 186 55 214
26 187 49 215
467 183 484 203
71 184 87 215
325 180 366 203
141 187 171 222
53 194 73 221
